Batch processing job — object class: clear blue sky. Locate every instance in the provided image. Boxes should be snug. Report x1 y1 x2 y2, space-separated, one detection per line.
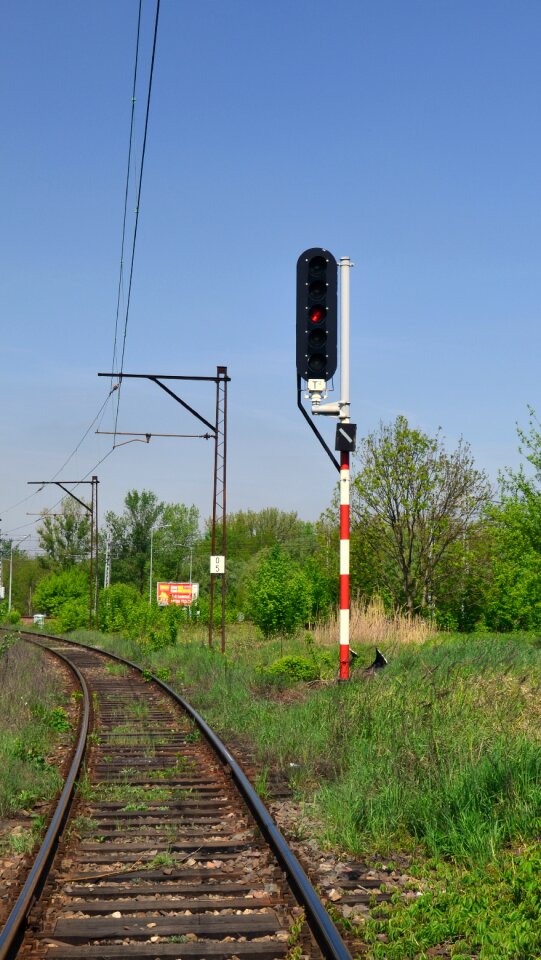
1 0 540 551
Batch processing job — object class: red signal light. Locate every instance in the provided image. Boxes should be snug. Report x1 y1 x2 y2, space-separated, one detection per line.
296 247 337 382
309 305 325 324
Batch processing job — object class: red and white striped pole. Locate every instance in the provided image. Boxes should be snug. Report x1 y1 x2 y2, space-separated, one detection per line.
339 450 350 680
339 257 352 681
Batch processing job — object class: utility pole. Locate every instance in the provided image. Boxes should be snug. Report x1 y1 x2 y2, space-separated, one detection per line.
0 520 4 602
97 368 230 651
208 366 228 653
149 524 171 604
104 533 111 589
90 475 99 628
28 477 100 629
8 535 30 612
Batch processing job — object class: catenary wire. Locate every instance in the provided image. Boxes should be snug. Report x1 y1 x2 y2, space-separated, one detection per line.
110 0 143 392
113 0 161 442
0 389 117 533
3 5 160 541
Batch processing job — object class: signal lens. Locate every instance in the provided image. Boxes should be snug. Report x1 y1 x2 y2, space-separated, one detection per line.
308 328 327 349
308 280 326 301
309 305 326 324
308 353 326 373
308 255 327 279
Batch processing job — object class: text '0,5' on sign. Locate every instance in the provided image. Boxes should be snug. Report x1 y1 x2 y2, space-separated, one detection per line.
210 555 225 574
157 582 199 606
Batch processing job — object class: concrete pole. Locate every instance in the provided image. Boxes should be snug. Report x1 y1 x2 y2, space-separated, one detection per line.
8 535 30 612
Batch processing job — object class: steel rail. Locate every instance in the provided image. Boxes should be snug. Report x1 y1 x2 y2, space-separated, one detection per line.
13 630 352 960
0 634 90 960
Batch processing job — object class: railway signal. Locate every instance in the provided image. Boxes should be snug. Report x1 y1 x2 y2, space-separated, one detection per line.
296 249 355 681
296 247 337 383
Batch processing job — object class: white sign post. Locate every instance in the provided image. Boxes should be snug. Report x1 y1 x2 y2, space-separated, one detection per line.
210 555 225 575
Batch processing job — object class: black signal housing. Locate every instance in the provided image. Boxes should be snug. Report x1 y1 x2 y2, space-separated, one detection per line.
296 247 337 381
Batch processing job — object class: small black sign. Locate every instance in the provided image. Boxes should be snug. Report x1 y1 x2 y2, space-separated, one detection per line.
335 422 357 453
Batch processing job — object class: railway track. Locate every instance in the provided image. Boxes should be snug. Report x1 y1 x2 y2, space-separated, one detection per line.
0 631 352 960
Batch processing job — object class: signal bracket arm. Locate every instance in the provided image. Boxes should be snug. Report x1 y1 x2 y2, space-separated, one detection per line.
297 376 340 473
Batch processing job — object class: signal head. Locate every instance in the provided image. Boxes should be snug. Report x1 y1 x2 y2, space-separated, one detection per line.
296 247 337 382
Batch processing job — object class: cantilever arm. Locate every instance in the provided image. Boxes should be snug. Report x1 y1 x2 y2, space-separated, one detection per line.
296 375 340 472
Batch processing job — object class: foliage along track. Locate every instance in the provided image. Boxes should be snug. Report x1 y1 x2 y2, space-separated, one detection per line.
3 633 352 960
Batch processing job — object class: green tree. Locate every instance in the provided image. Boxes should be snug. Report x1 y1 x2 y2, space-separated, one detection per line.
100 583 141 632
302 555 336 620
426 520 496 631
37 499 90 568
483 500 541 630
480 408 541 630
350 417 491 613
202 508 316 564
247 545 311 637
151 503 201 586
104 489 164 593
202 508 317 609
8 555 47 617
32 567 88 620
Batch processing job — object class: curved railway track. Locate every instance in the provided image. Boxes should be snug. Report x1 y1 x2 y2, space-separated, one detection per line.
0 631 352 960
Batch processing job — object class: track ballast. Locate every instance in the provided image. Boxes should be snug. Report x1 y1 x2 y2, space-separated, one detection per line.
1 632 351 960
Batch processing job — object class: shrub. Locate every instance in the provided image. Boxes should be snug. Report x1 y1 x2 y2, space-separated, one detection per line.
0 603 21 625
263 655 320 684
194 596 239 625
33 568 88 617
57 597 88 631
100 583 140 632
247 546 311 638
5 608 21 625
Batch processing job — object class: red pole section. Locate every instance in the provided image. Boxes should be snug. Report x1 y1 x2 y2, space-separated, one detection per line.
339 450 350 680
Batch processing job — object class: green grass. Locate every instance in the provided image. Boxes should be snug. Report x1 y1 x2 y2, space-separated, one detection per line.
73 627 541 862
361 843 541 959
2 814 48 855
105 661 129 677
89 782 174 804
67 625 541 959
0 641 68 817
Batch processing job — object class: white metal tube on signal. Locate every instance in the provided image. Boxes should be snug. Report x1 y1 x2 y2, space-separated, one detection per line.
339 257 351 422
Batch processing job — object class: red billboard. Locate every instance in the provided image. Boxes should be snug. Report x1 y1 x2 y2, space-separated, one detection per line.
156 582 198 607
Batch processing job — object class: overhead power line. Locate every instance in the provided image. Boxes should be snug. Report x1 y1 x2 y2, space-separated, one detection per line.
3 3 161 539
50 389 116 482
113 0 161 441
110 0 143 389
0 388 116 535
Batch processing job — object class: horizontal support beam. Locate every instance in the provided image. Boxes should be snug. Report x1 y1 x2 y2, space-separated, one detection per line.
98 372 230 383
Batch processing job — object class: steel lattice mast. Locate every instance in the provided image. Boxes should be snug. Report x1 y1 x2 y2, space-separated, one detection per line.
209 366 228 652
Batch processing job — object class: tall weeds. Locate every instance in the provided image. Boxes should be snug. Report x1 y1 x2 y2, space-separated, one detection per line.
0 641 65 817
73 623 541 866
311 596 434 652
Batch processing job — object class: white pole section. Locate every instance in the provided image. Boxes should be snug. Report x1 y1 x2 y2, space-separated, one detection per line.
8 544 13 613
149 527 155 605
104 535 111 589
149 524 170 604
339 257 352 681
340 257 351 422
8 535 29 613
